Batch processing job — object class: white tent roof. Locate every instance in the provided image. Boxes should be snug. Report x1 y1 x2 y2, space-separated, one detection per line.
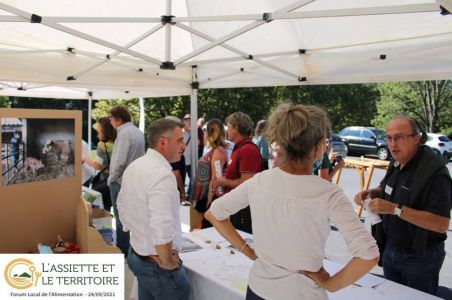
0 0 452 99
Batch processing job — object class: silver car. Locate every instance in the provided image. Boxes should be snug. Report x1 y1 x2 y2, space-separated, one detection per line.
329 133 348 158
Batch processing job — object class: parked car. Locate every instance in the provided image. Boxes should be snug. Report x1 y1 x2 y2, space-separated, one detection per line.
338 126 389 160
329 133 348 158
425 133 452 160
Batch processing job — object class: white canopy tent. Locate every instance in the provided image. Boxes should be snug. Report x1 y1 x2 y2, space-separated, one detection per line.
1 0 452 170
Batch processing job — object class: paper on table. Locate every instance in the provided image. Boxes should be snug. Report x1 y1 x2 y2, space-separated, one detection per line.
323 259 384 288
190 227 227 243
180 248 227 262
328 285 380 300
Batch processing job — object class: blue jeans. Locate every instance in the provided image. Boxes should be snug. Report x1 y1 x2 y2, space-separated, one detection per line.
383 242 445 295
109 182 129 256
127 249 191 300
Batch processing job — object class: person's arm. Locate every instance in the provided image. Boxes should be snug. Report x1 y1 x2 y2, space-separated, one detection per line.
155 242 180 270
205 179 257 260
327 160 345 181
354 187 382 206
108 132 130 183
172 170 186 202
303 257 378 292
149 173 180 269
305 188 379 292
82 156 103 170
204 211 256 260
368 198 450 233
207 148 227 206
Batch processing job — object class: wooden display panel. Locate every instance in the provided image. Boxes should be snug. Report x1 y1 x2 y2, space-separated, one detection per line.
0 108 81 253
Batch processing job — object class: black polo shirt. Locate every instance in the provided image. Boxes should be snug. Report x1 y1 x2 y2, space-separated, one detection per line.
380 149 451 250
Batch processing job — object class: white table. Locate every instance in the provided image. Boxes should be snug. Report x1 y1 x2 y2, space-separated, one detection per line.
180 228 441 300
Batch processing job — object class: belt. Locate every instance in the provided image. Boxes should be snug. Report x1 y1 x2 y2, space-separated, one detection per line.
131 247 180 264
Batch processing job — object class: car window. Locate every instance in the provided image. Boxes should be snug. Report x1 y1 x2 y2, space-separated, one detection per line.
371 129 386 139
439 136 450 142
330 134 342 142
339 129 350 136
360 130 374 139
349 129 361 137
427 136 433 141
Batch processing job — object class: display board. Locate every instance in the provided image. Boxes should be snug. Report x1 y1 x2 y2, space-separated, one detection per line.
0 109 82 253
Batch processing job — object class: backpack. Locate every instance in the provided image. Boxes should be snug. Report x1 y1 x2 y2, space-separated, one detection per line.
189 150 213 212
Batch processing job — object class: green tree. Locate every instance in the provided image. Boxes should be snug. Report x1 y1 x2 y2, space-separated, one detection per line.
373 80 451 132
276 84 380 131
0 96 10 108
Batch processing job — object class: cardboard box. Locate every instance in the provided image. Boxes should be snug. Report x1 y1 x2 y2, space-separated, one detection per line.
91 208 113 230
76 196 121 254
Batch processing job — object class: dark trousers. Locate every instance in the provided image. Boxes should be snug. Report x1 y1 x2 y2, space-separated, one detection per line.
382 242 446 296
109 182 130 256
231 206 252 234
246 286 265 300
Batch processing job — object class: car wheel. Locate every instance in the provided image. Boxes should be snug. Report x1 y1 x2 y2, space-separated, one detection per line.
377 148 389 160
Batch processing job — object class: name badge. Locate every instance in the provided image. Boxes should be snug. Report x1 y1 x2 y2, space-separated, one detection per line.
385 185 393 195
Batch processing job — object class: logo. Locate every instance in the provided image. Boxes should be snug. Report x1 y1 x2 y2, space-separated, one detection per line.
4 258 41 289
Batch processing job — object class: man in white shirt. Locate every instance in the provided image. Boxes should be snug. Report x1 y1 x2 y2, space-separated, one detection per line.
117 118 190 300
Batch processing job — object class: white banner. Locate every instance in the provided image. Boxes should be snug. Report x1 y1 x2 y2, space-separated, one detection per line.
0 254 124 300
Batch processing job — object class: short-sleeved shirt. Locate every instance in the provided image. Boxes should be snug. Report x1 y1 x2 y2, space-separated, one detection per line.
312 152 333 175
252 136 270 160
380 149 451 250
224 138 262 193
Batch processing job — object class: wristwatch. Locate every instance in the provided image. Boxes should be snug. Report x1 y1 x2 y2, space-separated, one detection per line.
394 203 403 217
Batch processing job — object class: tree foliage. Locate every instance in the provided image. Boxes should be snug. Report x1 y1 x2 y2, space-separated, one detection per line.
373 80 451 133
276 84 380 131
0 96 10 108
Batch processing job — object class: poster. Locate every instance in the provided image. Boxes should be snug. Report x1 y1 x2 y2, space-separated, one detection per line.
1 118 75 185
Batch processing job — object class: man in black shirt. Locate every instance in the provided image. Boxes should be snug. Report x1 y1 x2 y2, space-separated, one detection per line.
355 116 451 295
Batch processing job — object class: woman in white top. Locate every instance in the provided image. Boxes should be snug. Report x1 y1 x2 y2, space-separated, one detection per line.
205 103 379 299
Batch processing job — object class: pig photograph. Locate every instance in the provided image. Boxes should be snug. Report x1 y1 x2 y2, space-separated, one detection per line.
1 118 75 185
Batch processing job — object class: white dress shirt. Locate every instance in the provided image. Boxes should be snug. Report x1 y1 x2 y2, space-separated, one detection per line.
117 148 182 256
210 167 379 300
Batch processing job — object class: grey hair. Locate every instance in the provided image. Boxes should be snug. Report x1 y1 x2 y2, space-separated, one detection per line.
225 112 254 137
267 103 331 161
390 115 427 144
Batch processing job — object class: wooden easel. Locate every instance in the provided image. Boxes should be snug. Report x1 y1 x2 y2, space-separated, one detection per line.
333 157 389 217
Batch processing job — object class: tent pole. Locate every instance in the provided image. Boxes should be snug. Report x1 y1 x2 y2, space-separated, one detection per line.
190 67 199 181
165 0 172 63
139 97 145 133
88 92 93 151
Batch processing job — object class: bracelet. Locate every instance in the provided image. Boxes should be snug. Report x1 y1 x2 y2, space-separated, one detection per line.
238 241 248 252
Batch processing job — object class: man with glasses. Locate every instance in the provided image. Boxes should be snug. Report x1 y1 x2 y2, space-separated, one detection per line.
108 105 145 256
354 115 451 295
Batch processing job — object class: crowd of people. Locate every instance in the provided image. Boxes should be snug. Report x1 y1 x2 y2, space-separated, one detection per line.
82 103 450 300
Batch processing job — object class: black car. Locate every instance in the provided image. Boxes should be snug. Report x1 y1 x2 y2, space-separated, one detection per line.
338 127 390 160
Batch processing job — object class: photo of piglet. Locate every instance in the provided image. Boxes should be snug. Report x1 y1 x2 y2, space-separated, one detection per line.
1 118 75 185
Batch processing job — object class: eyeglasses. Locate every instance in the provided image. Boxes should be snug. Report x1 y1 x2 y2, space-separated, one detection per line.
386 134 417 143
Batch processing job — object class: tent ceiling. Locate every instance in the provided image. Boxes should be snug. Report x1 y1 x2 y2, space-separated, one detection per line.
0 0 451 99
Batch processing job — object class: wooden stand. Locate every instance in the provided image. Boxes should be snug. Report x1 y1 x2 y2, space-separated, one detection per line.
333 157 389 217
